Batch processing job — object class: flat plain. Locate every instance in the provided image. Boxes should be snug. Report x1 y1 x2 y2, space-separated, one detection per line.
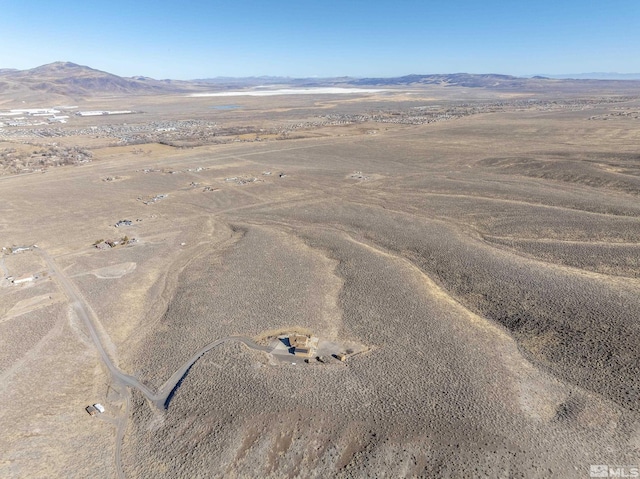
1 84 639 478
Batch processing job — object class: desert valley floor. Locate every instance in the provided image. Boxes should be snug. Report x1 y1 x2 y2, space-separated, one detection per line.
1 87 640 478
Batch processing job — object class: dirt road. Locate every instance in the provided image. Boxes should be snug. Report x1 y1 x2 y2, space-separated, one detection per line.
37 247 271 478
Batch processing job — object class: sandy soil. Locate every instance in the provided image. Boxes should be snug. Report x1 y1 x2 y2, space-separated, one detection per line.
1 88 639 478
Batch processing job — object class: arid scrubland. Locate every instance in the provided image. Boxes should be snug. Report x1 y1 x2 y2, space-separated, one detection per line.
1 87 639 478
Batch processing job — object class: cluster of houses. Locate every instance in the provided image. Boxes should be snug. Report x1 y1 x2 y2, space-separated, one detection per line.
3 245 32 254
140 193 168 205
287 334 347 362
92 221 141 249
94 236 136 250
85 403 105 416
0 107 72 126
8 275 36 285
75 110 135 117
289 334 318 357
0 106 135 128
2 245 38 286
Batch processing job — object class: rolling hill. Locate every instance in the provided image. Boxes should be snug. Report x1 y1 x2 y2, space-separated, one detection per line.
0 62 197 102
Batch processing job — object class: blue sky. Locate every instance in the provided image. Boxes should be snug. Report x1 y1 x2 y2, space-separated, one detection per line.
1 0 638 79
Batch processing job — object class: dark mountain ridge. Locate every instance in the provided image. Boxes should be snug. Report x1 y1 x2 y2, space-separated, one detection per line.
2 62 640 100
0 62 198 99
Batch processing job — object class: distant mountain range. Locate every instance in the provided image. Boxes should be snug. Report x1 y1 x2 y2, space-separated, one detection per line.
1 62 640 103
533 73 640 80
351 73 543 88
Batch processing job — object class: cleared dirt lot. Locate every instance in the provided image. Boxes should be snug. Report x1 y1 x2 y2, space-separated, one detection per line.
1 89 639 478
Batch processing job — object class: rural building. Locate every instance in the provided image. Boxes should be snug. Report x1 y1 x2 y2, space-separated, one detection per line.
336 353 347 362
85 405 98 416
77 110 134 117
12 275 34 285
289 334 318 357
93 403 105 413
48 116 69 123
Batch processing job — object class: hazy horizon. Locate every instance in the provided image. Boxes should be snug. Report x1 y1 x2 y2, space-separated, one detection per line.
4 60 640 83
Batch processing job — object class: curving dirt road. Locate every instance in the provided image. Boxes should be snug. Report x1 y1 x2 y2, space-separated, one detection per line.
38 248 271 477
154 336 270 408
39 248 269 405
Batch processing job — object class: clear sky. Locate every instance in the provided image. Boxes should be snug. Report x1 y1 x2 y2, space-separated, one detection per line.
1 0 639 79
